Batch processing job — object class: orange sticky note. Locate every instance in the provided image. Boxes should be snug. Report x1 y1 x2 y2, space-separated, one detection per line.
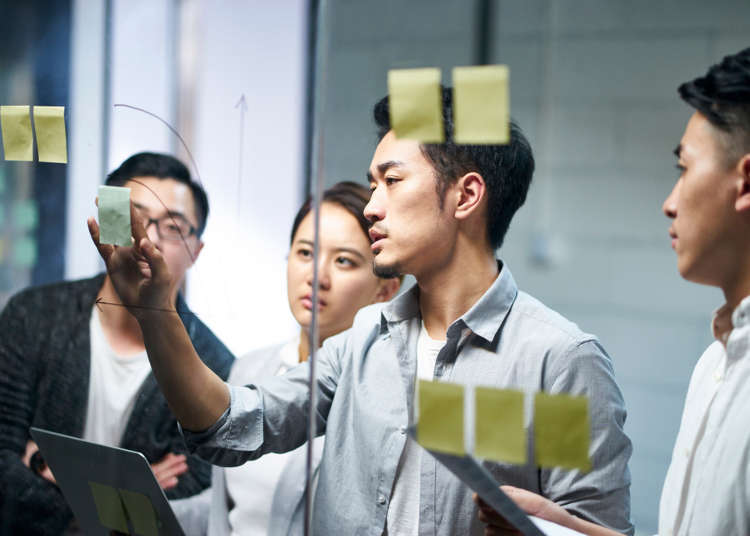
475 387 526 464
417 379 465 455
534 392 591 472
388 68 444 143
452 65 509 144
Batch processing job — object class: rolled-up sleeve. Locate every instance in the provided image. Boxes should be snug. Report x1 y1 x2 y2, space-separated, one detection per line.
541 338 634 536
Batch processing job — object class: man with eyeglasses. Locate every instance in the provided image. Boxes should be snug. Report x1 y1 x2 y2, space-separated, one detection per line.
0 152 234 535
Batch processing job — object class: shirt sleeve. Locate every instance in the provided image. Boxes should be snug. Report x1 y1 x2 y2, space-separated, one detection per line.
181 335 343 467
540 338 635 536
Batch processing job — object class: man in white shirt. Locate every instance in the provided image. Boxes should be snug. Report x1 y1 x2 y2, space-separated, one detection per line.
476 47 750 536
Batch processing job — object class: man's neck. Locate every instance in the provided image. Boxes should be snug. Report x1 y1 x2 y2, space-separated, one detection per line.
96 276 149 355
417 244 499 340
721 254 750 312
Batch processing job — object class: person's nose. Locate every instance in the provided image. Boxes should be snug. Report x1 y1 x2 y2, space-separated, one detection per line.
364 189 384 224
662 180 680 220
306 256 331 291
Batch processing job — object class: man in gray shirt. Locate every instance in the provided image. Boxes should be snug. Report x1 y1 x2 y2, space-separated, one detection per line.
89 88 633 535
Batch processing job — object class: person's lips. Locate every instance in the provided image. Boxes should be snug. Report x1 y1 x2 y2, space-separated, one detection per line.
301 294 327 311
669 228 678 249
369 228 386 253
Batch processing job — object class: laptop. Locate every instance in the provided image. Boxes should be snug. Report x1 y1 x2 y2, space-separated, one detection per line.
30 427 185 536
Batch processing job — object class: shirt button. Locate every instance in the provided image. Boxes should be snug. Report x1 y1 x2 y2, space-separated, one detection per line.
399 426 406 435
714 370 723 382
683 448 690 458
378 494 386 505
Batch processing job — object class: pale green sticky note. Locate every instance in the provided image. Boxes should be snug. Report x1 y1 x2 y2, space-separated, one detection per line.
475 387 526 464
12 236 37 267
417 379 465 455
119 488 160 536
388 68 444 143
98 185 132 246
88 481 130 533
33 106 68 163
1 106 34 161
534 392 591 472
453 65 509 144
13 200 38 230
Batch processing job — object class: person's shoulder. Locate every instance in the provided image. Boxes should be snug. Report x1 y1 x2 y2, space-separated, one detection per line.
511 290 595 347
3 274 104 314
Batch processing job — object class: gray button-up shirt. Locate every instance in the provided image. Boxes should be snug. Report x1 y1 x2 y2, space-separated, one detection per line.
184 264 633 535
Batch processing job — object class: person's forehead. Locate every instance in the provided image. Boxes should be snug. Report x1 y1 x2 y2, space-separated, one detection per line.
295 203 369 249
368 131 429 176
680 112 721 161
125 176 196 216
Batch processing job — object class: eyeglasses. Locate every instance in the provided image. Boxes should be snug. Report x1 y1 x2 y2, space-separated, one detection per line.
142 214 198 242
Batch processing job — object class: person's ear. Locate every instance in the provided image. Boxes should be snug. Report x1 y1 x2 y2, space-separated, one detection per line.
454 172 486 221
736 154 750 213
373 277 401 303
189 240 205 267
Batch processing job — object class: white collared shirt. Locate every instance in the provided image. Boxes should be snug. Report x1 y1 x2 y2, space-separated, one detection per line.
658 295 750 535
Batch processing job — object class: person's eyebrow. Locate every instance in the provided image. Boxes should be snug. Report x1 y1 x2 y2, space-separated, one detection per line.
377 160 405 175
673 144 682 159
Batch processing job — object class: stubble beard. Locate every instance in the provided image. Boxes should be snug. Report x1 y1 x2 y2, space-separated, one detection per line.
372 258 403 279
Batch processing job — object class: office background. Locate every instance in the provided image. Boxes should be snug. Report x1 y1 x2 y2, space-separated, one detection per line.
1 1 747 532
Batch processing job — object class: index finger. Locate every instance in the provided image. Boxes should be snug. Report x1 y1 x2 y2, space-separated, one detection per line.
130 200 148 249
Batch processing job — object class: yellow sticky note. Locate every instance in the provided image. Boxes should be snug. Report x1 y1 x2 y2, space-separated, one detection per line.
119 489 160 536
33 106 68 163
452 65 509 144
88 481 129 533
475 387 526 464
417 379 465 455
1 105 34 161
98 185 132 246
534 392 591 472
388 68 444 143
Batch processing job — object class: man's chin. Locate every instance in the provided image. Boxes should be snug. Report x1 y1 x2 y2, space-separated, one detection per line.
373 259 403 279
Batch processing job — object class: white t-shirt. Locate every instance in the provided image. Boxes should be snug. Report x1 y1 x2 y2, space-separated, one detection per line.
82 306 151 446
385 322 445 535
225 338 305 536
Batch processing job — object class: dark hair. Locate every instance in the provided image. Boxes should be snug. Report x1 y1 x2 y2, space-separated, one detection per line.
290 181 371 245
105 152 210 237
679 47 750 163
373 86 534 250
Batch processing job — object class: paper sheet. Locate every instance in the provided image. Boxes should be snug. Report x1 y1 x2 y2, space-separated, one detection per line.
417 380 465 455
98 185 132 246
88 481 130 533
475 387 526 464
452 65 509 144
1 105 34 161
534 393 591 472
33 106 68 163
119 488 160 536
387 67 444 143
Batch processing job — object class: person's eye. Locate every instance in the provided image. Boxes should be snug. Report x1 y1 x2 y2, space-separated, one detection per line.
336 256 356 267
385 177 400 186
369 182 377 193
297 248 312 258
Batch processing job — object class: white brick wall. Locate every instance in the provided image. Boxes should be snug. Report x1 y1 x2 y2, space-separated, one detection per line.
319 0 746 532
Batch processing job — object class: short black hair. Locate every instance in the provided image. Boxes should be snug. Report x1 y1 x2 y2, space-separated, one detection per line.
679 47 750 163
290 181 371 245
373 86 534 250
105 152 209 237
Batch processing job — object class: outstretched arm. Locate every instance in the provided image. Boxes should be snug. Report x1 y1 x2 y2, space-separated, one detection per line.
87 204 228 431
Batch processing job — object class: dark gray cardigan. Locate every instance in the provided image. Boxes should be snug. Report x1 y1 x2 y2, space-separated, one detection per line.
0 274 235 535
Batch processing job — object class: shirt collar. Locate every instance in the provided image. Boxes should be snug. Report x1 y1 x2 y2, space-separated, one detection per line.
711 294 750 346
380 261 519 343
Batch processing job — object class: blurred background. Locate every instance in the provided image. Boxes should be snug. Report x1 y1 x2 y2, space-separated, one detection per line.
1 0 747 532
